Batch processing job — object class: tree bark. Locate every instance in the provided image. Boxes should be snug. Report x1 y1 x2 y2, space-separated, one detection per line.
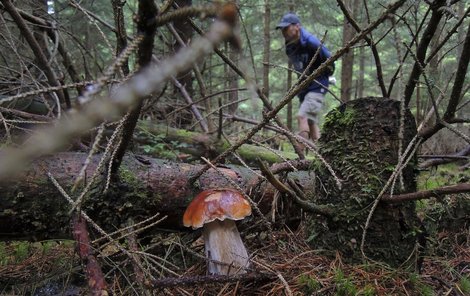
0 152 313 240
339 0 358 101
310 97 421 267
262 0 270 99
110 0 158 176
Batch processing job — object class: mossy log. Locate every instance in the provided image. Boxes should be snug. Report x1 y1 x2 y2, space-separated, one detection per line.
309 97 420 267
136 122 302 164
0 153 313 241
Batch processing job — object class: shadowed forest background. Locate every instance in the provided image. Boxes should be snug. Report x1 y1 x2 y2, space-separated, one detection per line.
0 0 468 295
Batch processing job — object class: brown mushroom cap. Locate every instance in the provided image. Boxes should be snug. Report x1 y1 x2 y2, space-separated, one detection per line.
183 188 252 229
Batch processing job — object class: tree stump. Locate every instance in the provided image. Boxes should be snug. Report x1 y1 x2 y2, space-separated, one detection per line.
308 97 421 267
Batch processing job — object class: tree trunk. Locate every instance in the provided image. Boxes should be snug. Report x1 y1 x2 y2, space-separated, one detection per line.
224 0 240 116
357 41 365 98
0 152 312 240
286 2 295 131
173 0 194 98
262 0 270 99
309 97 420 267
340 0 358 101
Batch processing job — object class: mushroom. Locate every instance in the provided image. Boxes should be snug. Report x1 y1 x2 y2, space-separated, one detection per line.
183 188 252 275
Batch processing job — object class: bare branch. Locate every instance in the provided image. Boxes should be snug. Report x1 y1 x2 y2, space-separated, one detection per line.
382 183 470 204
337 0 387 97
404 0 447 106
0 16 236 180
110 0 159 177
419 17 470 141
0 0 68 107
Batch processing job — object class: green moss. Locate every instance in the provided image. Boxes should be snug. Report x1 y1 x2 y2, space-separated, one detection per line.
118 166 149 199
417 163 465 191
323 106 357 128
298 274 321 294
307 98 420 267
334 269 358 296
173 128 197 139
119 166 141 186
408 273 435 296
458 276 470 295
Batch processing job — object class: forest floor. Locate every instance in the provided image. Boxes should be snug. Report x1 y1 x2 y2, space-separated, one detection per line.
0 165 468 295
0 225 468 295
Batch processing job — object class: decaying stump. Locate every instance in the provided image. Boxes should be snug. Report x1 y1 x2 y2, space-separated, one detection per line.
309 97 421 267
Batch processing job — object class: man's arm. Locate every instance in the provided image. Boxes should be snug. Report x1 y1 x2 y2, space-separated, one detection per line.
305 33 331 59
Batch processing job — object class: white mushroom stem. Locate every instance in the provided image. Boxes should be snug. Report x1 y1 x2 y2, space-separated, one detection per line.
202 219 250 275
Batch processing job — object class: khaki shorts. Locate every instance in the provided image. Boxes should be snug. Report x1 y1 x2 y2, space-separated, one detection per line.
298 92 324 124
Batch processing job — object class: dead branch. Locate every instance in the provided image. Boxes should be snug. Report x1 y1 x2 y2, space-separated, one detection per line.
72 214 108 296
382 183 470 204
110 0 158 177
258 158 333 217
336 0 387 97
404 0 447 107
13 6 84 92
419 145 470 168
0 14 236 180
111 0 131 76
0 0 69 108
419 16 470 141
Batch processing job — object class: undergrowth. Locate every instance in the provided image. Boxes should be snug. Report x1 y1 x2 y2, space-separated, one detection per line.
0 221 468 295
1 165 467 295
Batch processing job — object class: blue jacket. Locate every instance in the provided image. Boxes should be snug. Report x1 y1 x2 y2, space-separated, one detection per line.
286 27 331 101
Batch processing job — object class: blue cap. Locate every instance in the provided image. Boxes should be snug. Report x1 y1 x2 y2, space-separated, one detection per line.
276 13 300 29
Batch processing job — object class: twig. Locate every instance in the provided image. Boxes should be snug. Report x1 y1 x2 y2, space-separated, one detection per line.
419 145 470 168
93 213 165 245
70 0 114 56
47 172 156 282
360 136 422 260
257 159 334 217
165 23 209 132
275 125 342 189
403 0 447 106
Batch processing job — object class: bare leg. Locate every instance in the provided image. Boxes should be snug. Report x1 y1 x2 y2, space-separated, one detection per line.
308 119 320 141
297 115 310 139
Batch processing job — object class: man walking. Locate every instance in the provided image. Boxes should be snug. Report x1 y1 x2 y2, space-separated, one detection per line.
277 12 331 142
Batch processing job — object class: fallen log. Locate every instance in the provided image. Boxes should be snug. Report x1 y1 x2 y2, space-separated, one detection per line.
0 152 314 240
136 122 301 164
419 145 470 168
